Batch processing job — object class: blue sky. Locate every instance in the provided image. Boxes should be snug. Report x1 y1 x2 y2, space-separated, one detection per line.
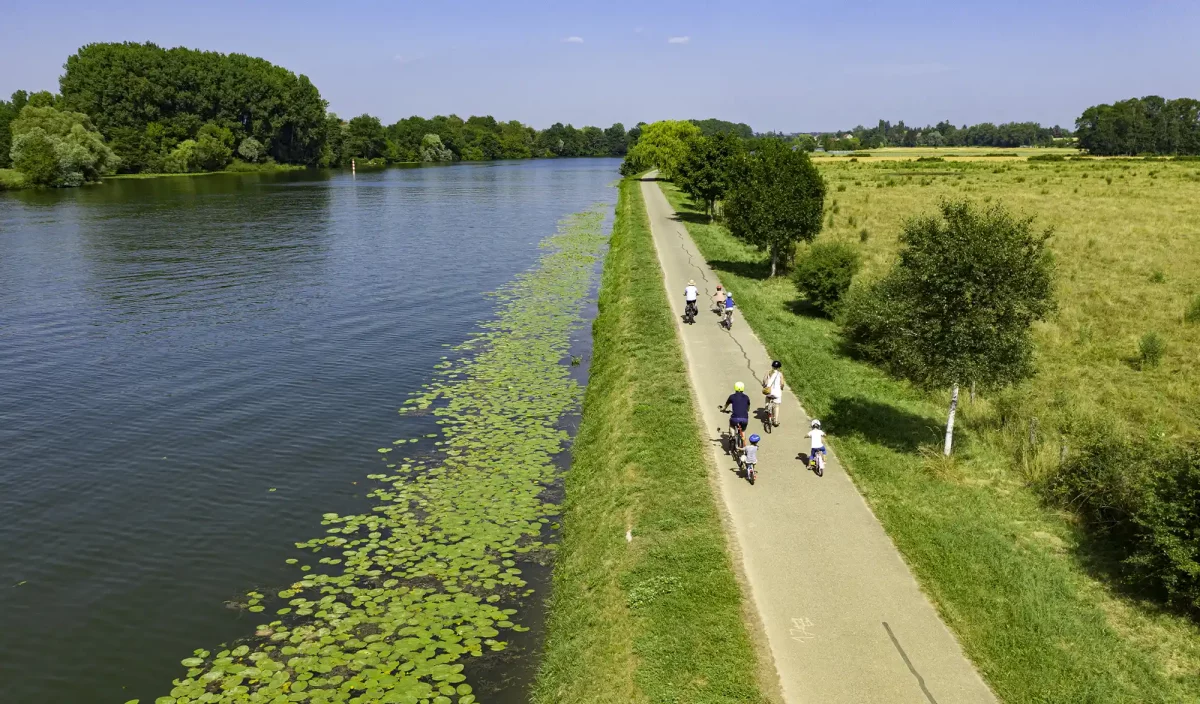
2 0 1197 132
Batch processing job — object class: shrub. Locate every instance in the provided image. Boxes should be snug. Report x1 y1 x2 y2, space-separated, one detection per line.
1047 434 1200 612
792 241 862 317
237 137 264 163
1149 269 1165 284
1138 331 1164 369
1185 294 1200 324
915 156 944 162
1028 154 1065 162
858 228 869 242
836 183 847 191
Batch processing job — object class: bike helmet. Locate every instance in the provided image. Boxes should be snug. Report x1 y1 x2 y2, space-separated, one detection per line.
734 381 745 392
772 360 782 369
811 419 821 429
748 434 760 443
716 284 722 290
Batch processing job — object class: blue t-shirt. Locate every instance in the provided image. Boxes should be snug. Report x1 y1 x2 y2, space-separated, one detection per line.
725 294 735 309
725 392 751 420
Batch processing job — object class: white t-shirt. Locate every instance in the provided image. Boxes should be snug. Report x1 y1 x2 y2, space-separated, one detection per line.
808 428 826 449
684 285 698 301
764 371 783 399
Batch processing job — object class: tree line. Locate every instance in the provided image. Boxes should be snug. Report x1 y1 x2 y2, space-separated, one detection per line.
818 120 1072 150
1075 96 1200 156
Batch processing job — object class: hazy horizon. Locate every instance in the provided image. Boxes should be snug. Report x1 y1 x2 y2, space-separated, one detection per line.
3 0 1197 132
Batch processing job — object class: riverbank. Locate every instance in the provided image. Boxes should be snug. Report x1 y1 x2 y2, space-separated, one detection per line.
0 162 306 191
0 168 25 190
533 178 774 703
658 179 1200 703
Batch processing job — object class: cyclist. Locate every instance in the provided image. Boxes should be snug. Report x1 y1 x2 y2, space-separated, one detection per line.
762 360 784 427
807 419 827 467
723 289 736 328
721 381 752 448
711 284 726 314
743 433 760 474
684 279 699 320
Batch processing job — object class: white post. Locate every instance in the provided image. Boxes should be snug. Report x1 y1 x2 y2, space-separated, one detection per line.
352 158 356 176
943 384 960 456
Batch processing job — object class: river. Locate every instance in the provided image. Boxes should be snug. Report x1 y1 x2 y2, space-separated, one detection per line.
0 159 619 704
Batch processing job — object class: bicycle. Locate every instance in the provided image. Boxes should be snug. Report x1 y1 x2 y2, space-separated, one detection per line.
806 450 825 477
762 397 778 434
683 299 698 325
720 308 734 330
719 408 749 471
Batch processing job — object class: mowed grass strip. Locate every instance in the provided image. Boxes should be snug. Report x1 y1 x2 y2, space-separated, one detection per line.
659 179 1200 704
533 179 770 704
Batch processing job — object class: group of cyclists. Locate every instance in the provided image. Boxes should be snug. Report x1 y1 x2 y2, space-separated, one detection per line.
684 282 827 482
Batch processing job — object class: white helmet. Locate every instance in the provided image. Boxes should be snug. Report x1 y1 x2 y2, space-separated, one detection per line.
810 419 821 429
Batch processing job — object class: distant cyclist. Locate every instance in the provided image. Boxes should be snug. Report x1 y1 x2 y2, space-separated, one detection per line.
721 381 752 439
762 360 784 427
684 279 699 320
722 290 736 329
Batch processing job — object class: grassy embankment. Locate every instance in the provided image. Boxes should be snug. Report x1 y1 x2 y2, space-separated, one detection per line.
534 179 773 704
659 155 1200 703
108 161 308 179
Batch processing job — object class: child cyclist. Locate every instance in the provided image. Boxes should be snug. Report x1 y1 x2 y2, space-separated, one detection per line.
711 284 726 314
807 419 826 473
742 433 761 476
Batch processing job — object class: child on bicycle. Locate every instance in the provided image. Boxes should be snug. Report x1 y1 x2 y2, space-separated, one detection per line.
723 290 736 327
742 433 760 474
807 419 826 466
711 285 726 314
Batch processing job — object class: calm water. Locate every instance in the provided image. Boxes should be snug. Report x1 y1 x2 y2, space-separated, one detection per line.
0 160 618 704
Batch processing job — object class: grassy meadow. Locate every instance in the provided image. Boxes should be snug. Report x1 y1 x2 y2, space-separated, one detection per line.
659 154 1200 702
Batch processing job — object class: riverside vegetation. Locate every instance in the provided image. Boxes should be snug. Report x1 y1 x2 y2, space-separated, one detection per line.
652 151 1200 701
141 209 610 704
533 179 770 703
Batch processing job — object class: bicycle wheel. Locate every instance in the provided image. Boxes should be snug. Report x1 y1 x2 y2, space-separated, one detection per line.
815 456 824 477
747 465 755 485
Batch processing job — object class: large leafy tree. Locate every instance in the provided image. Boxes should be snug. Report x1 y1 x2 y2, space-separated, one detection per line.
722 139 825 277
675 132 744 219
9 105 119 186
343 115 388 160
840 200 1056 454
619 120 701 178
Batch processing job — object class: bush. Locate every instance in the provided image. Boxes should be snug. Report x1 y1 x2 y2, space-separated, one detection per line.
915 156 944 162
237 137 264 163
1185 295 1200 324
1138 332 1164 369
1047 434 1200 611
792 241 862 316
11 129 59 185
1028 154 1066 162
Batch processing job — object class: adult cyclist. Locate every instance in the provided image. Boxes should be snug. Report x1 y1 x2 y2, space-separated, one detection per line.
762 360 784 427
721 381 752 451
684 279 699 321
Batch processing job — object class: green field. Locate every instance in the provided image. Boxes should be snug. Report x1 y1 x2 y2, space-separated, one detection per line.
659 155 1200 702
534 179 774 704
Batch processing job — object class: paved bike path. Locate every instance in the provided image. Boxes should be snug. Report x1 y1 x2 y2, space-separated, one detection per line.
640 176 997 704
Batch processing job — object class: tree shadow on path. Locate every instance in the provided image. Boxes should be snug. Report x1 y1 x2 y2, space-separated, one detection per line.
825 396 941 454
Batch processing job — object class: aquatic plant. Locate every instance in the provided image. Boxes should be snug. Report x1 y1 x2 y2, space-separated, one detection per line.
150 208 609 704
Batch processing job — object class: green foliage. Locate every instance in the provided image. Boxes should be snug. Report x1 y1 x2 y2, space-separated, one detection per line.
792 241 862 317
1138 331 1164 369
688 118 753 138
840 200 1056 390
722 138 826 275
419 133 453 162
0 90 30 168
1076 96 1200 156
162 139 197 173
237 136 264 163
193 122 234 171
343 114 387 160
59 42 328 170
619 120 701 178
9 105 119 186
1185 294 1200 324
1047 435 1200 612
839 119 1069 149
1028 154 1066 162
0 168 26 190
675 132 744 217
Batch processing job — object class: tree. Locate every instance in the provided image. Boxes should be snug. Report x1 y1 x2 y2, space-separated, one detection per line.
839 200 1056 454
193 122 234 170
9 105 119 186
676 132 744 219
344 114 387 159
792 241 861 317
238 136 265 162
419 134 453 162
722 139 825 277
619 120 701 178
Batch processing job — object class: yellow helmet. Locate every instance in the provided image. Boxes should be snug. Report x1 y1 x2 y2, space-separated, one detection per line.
734 381 745 392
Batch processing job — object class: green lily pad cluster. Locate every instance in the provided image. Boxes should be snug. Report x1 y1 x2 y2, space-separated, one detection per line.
153 209 609 704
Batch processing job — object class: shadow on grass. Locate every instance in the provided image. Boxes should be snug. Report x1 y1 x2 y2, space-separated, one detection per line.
825 396 941 454
707 258 771 281
783 297 827 320
672 210 714 225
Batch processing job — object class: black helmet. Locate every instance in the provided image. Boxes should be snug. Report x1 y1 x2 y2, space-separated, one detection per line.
772 360 782 369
